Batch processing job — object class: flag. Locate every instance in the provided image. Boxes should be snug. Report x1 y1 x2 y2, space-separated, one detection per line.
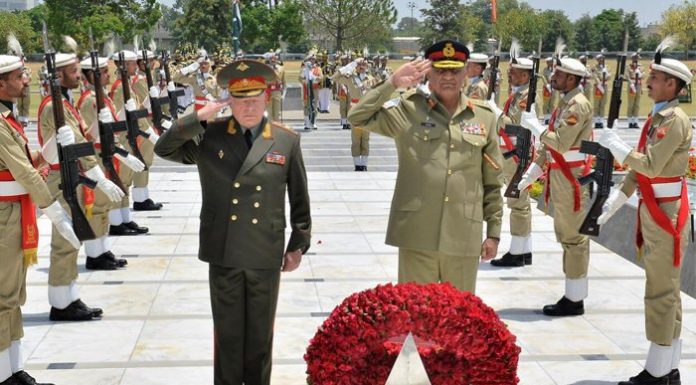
491 0 497 23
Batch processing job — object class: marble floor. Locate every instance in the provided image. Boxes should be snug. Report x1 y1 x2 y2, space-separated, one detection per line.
16 122 696 385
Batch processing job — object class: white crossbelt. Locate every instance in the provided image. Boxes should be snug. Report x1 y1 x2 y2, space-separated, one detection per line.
0 180 28 196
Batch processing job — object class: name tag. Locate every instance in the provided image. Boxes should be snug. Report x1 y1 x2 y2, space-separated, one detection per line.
265 151 286 165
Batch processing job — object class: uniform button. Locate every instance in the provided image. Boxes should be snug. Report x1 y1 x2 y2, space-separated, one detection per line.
252 218 258 224
234 182 240 188
450 144 455 149
232 199 239 204
444 196 449 202
253 202 260 208
231 215 238 221
256 185 262 191
447 169 452 175
423 136 429 141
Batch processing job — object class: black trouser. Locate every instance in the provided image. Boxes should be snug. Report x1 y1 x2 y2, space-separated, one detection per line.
209 264 281 385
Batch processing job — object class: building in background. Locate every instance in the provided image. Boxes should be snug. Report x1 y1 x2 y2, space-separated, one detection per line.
0 0 35 11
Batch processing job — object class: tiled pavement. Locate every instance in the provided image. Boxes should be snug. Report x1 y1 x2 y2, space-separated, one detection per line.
16 112 696 384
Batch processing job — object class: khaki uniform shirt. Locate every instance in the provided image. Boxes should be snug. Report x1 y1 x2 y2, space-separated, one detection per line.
465 78 488 100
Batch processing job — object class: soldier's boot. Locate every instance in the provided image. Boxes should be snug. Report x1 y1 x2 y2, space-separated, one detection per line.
354 165 361 172
11 371 54 385
542 296 584 316
133 198 163 211
75 299 103 318
619 342 673 385
669 369 681 385
123 221 149 234
49 300 101 321
490 252 531 267
86 251 126 270
109 223 139 236
618 371 669 385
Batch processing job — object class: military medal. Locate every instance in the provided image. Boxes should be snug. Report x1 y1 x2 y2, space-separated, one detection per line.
218 150 224 159
265 151 286 165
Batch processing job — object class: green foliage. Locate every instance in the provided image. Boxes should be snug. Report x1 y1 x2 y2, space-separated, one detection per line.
661 1 696 56
573 14 594 52
538 10 573 53
495 7 541 52
395 17 423 37
0 11 39 55
174 0 233 52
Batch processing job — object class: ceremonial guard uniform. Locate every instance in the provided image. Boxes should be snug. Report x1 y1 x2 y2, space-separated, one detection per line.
597 43 692 385
488 47 536 267
482 56 500 105
264 51 284 122
317 51 332 113
541 57 558 123
626 52 643 128
77 56 146 269
299 54 321 130
155 59 311 385
519 55 593 315
579 55 593 103
15 68 29 127
333 54 352 130
592 52 610 128
348 41 504 293
464 53 488 100
173 49 220 112
346 60 376 171
0 52 79 385
38 50 124 320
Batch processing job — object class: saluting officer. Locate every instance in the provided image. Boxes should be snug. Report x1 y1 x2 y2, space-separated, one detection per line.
518 53 594 316
155 59 311 385
348 40 504 293
596 40 692 385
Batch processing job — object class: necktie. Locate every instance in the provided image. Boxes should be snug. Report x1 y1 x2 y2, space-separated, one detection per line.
244 129 253 149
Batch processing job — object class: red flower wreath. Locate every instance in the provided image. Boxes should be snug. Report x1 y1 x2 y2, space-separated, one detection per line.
305 283 521 385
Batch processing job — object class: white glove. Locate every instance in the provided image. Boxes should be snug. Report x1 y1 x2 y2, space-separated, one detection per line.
520 105 546 137
597 130 632 164
98 108 114 124
629 83 637 94
597 189 629 225
206 94 216 102
149 86 160 99
487 93 504 120
167 81 175 92
597 84 605 95
42 201 80 249
84 166 125 202
56 125 75 146
145 126 160 145
180 61 200 76
115 152 145 172
41 135 58 164
545 83 552 93
517 163 544 191
161 119 173 130
125 98 137 112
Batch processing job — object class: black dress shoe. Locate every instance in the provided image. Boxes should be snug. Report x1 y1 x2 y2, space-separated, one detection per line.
669 369 681 385
50 300 101 321
86 252 120 270
343 124 351 130
363 166 368 171
74 299 103 318
490 252 532 267
354 165 361 171
104 250 127 267
133 198 163 211
109 224 139 236
618 370 669 385
12 371 54 385
542 296 584 316
0 375 19 385
124 221 149 234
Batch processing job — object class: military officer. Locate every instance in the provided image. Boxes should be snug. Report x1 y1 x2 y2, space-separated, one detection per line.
541 57 558 124
348 40 504 293
264 50 285 122
464 53 489 100
77 55 147 269
334 54 352 130
626 52 643 128
299 53 321 130
592 51 611 128
579 54 593 102
595 42 691 385
173 49 221 112
155 59 311 385
346 59 376 171
0 49 81 385
487 43 536 267
518 54 593 316
37 47 125 320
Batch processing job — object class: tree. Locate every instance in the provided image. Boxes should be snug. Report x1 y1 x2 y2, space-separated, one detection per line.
589 9 625 51
623 12 642 51
538 10 573 53
175 0 234 52
395 17 422 37
420 0 465 47
495 7 541 53
0 11 39 55
300 0 396 51
573 14 593 52
661 1 696 58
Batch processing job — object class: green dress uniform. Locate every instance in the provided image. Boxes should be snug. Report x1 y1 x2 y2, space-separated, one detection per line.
592 62 611 128
154 60 311 385
348 40 504 293
626 62 643 128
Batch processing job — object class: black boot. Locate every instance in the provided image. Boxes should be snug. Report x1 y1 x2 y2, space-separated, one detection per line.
109 223 139 236
133 198 163 211
542 296 584 316
0 375 19 385
86 252 120 270
74 299 103 318
123 221 149 234
618 370 670 385
12 371 55 385
362 165 368 171
344 124 351 130
669 369 681 385
490 252 532 267
49 300 101 321
354 165 361 171
105 250 127 267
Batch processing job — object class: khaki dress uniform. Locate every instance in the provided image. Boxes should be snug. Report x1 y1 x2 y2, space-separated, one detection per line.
265 63 285 122
464 77 488 100
15 68 30 126
131 71 157 199
172 68 220 111
592 64 611 127
348 80 504 293
346 72 376 170
542 65 559 121
299 63 322 129
626 64 643 128
332 70 351 129
109 74 140 214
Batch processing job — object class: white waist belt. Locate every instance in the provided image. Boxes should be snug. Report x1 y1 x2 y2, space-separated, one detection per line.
547 150 586 163
647 180 683 199
0 180 28 196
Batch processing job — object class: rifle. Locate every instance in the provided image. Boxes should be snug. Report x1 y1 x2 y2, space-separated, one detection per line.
88 28 128 193
140 48 167 133
161 50 185 120
577 31 628 236
304 62 316 127
42 22 97 241
487 39 502 101
116 50 150 169
503 38 541 199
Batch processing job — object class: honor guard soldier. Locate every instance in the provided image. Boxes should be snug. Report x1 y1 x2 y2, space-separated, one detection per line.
77 55 146 269
483 56 501 105
592 50 611 128
487 41 536 267
348 40 504 293
626 51 643 128
464 53 489 100
317 50 332 113
579 54 593 102
38 45 125 320
334 54 352 130
264 50 285 122
0 47 81 385
541 57 558 123
131 49 164 211
155 59 311 385
299 52 321 130
595 38 691 385
346 59 376 171
15 68 30 128
173 49 221 112
518 53 594 316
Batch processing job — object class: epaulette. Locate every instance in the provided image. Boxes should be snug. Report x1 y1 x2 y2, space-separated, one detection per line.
403 87 420 99
271 120 298 136
469 98 492 111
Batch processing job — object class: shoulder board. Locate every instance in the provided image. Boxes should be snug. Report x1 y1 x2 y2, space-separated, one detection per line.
469 98 492 111
271 121 298 136
404 88 421 99
382 97 401 109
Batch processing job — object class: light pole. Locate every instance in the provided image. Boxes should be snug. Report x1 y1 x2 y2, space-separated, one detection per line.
407 2 416 35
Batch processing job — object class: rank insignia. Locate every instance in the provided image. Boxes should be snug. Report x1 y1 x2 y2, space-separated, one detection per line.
236 62 249 71
218 150 224 159
265 151 286 165
460 121 486 136
656 126 669 140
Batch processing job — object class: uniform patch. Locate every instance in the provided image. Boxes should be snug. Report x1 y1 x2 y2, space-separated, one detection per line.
565 114 578 126
518 100 528 111
265 151 286 165
460 121 486 136
382 98 400 109
656 126 669 139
